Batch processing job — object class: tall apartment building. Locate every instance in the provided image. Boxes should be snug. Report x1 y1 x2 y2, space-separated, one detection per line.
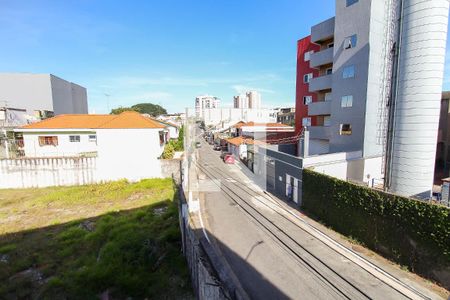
233 91 262 109
295 0 449 198
0 73 88 117
195 95 220 118
246 91 261 109
233 94 248 109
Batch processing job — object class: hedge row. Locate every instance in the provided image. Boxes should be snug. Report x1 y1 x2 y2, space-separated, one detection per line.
302 169 450 288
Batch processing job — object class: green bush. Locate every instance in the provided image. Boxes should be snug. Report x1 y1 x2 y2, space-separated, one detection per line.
302 169 450 287
161 143 175 159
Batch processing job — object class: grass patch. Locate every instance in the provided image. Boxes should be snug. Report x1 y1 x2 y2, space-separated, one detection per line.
0 178 192 299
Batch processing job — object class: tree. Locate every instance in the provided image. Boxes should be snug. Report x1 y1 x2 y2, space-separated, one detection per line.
110 103 167 116
110 106 138 115
161 142 175 159
131 103 167 117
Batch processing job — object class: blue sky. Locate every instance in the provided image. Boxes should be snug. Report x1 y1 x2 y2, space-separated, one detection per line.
1 1 450 114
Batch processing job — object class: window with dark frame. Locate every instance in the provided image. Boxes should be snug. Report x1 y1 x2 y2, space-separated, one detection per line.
341 95 353 107
340 124 352 135
38 136 58 146
346 0 358 7
303 73 313 83
343 65 355 78
69 135 80 142
303 96 312 105
344 34 357 49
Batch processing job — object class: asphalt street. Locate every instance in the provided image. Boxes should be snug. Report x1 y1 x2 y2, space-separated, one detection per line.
194 138 441 300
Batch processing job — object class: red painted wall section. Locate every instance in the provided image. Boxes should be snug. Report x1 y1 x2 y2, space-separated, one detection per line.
295 36 320 133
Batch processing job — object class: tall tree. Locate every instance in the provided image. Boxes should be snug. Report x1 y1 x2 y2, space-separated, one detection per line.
131 103 167 116
110 106 138 115
110 103 167 116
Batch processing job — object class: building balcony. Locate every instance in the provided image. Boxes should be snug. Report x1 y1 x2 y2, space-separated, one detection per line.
311 17 335 44
309 74 332 92
310 47 334 68
308 101 331 116
308 126 331 140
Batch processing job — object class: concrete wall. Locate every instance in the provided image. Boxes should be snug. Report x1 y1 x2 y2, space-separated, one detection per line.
255 146 303 205
329 0 372 154
0 73 88 116
161 158 181 184
50 75 88 114
0 73 53 114
309 139 330 155
304 150 382 184
71 82 89 114
0 157 97 188
22 131 97 157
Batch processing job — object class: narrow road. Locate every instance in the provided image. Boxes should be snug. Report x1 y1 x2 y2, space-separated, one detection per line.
193 138 440 300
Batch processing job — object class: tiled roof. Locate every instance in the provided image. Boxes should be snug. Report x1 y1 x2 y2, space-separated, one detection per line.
20 111 166 129
226 136 254 146
231 121 246 128
242 121 290 128
232 121 291 128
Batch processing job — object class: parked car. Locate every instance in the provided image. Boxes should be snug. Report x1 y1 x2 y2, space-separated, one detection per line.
223 154 235 164
220 151 231 159
213 144 221 151
195 142 201 148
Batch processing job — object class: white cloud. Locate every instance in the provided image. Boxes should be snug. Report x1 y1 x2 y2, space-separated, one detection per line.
231 85 275 94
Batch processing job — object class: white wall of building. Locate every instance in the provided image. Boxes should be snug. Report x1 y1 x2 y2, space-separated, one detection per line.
247 91 261 109
202 108 277 127
22 130 98 157
96 128 165 181
3 128 168 188
303 150 382 184
167 126 179 139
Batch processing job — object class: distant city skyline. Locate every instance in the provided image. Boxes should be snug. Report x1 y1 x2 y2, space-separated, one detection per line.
1 1 450 114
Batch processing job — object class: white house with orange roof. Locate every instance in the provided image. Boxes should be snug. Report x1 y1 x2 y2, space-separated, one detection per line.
14 111 169 181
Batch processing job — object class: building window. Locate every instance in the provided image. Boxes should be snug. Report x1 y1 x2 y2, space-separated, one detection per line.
303 96 313 105
69 135 80 142
38 136 58 146
302 117 311 127
304 50 314 62
159 131 165 145
325 92 332 101
343 65 355 78
340 124 352 135
346 0 359 7
303 73 313 83
324 116 331 126
344 34 357 49
326 68 333 75
88 135 97 142
341 95 353 107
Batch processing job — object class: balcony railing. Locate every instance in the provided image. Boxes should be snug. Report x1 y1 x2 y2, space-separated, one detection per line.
308 101 331 116
308 126 331 140
309 74 332 92
311 17 335 44
310 47 334 68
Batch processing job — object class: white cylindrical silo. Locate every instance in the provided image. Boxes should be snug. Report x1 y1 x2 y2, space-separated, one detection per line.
389 0 450 198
